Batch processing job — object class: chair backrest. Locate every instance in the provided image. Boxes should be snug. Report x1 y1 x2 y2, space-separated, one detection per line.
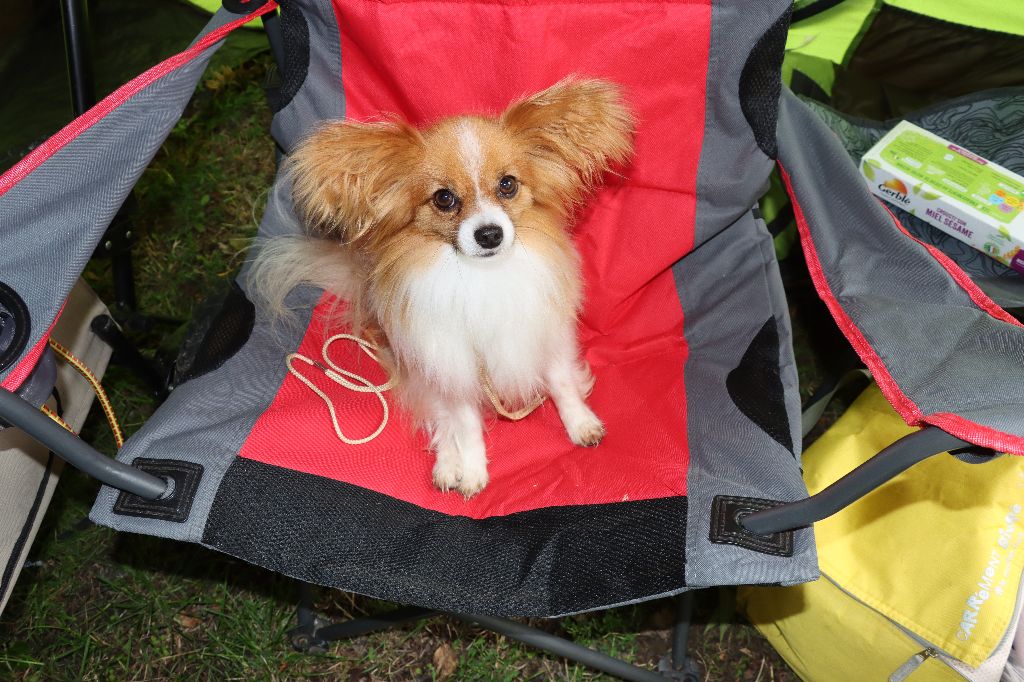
216 0 815 599
266 1 791 345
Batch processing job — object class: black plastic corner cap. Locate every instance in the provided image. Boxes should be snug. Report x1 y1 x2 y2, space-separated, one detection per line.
710 495 794 557
113 458 204 523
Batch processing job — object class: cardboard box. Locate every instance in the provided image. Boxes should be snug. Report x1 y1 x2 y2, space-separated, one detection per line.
861 121 1024 274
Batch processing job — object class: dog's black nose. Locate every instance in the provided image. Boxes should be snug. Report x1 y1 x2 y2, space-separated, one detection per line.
473 224 504 249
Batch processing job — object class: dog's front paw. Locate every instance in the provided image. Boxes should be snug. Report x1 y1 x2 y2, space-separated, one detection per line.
457 461 489 499
567 413 606 448
432 448 489 497
432 457 463 493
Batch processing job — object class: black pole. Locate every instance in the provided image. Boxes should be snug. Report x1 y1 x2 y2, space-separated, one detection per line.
90 316 168 400
60 0 97 116
671 592 693 670
288 582 435 652
740 426 972 535
452 613 666 682
296 582 317 633
61 0 139 312
314 606 437 642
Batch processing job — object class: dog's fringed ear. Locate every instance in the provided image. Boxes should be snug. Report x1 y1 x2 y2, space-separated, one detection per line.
501 78 634 211
288 120 424 241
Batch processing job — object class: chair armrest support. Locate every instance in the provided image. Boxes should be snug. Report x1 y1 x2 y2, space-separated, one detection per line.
0 388 168 500
740 426 975 535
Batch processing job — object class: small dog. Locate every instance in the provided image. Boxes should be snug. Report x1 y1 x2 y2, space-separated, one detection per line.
249 78 634 497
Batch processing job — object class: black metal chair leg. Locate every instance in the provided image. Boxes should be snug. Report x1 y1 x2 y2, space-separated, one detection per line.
60 0 96 117
295 582 317 632
288 581 436 652
314 606 437 642
290 582 328 653
90 315 169 400
655 593 703 681
291 580 697 680
453 612 667 682
61 0 142 314
671 592 692 669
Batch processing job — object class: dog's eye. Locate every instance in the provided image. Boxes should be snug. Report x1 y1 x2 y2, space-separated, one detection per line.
432 189 459 212
497 175 518 199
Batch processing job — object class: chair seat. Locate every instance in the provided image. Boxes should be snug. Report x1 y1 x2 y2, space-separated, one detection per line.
89 203 817 617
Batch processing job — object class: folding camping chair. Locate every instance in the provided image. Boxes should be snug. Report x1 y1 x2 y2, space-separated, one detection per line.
3 1 1024 679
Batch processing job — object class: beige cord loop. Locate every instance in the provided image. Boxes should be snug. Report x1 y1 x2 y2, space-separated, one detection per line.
479 367 545 421
286 334 396 445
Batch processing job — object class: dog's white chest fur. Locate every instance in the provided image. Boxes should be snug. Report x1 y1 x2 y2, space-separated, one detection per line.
383 242 572 404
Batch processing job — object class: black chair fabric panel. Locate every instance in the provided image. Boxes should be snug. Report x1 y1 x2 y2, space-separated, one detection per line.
203 457 687 618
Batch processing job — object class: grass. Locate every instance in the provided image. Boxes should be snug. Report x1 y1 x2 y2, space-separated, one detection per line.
0 47 824 681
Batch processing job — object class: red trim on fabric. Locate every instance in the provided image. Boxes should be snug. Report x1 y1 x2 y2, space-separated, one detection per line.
778 163 924 425
881 204 1024 454
782 162 1024 455
0 302 65 392
0 3 276 390
878 203 1024 328
926 413 1024 457
0 2 278 201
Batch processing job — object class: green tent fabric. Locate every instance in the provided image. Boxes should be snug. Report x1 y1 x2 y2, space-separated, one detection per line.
887 0 1024 35
785 0 1024 118
787 0 877 65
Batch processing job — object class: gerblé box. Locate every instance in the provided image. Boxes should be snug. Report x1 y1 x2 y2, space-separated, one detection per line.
860 121 1024 274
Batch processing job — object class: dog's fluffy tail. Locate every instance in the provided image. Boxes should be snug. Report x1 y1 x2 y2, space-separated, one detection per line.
245 236 356 325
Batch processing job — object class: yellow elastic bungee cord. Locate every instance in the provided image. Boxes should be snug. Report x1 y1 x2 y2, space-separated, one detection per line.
41 338 125 449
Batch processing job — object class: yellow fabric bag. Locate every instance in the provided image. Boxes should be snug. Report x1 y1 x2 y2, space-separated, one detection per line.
739 384 1024 681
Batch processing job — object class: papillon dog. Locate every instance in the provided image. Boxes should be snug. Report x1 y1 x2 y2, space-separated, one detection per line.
249 78 634 497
